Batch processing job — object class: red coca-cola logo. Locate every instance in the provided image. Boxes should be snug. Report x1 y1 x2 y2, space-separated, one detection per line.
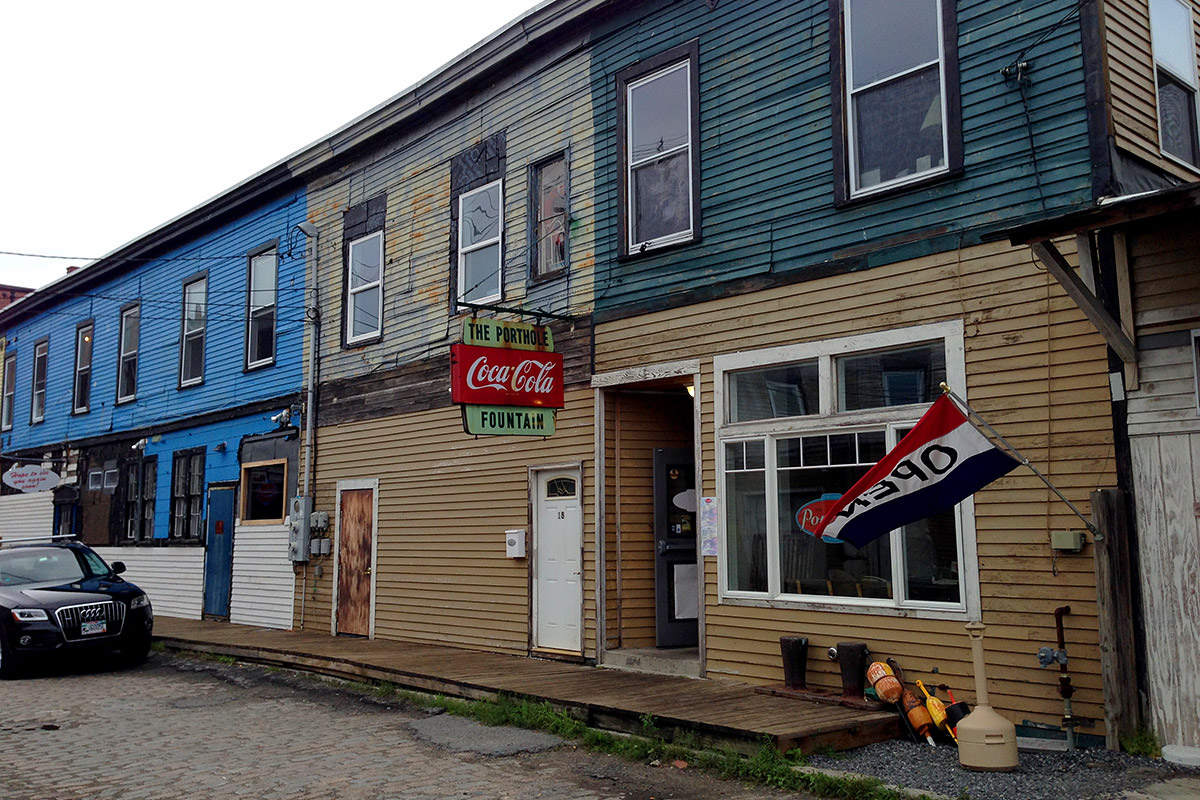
451 344 564 408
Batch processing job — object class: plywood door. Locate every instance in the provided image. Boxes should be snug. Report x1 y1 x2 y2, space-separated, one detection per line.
337 487 374 637
534 470 583 652
1131 432 1200 748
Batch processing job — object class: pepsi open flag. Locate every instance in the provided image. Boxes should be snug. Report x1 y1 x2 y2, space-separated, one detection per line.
809 394 1019 548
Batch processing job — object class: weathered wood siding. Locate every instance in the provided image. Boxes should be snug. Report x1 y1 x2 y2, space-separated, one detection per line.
587 0 1095 317
1105 0 1200 182
297 388 596 656
94 547 205 620
1127 221 1200 436
594 240 1116 734
1123 217 1200 747
229 522 295 630
0 492 53 539
302 37 597 386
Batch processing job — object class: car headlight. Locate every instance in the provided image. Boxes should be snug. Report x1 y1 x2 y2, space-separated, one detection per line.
130 594 151 610
11 608 49 622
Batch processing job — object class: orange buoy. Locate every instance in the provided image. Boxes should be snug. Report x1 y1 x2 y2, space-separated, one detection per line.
874 674 903 704
901 689 936 746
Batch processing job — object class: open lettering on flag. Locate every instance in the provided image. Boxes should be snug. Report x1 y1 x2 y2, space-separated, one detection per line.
808 394 1019 548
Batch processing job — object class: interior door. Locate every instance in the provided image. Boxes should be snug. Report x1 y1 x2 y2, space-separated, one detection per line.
202 484 236 619
533 470 583 652
654 448 698 647
336 485 374 637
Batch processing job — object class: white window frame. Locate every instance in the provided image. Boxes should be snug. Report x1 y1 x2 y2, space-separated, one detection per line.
117 305 139 403
457 179 504 304
1150 0 1200 169
625 61 695 252
1192 329 1200 413
30 340 47 424
713 320 978 621
346 231 383 344
844 0 950 196
179 276 206 387
73 323 93 414
246 248 277 369
2 353 15 431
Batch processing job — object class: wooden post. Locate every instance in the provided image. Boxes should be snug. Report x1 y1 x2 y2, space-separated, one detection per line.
1091 489 1140 749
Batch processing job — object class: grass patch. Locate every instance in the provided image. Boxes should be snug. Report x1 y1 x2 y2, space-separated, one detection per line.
1120 726 1161 758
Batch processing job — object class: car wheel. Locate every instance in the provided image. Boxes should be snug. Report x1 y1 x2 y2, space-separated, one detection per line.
119 630 152 667
0 626 22 679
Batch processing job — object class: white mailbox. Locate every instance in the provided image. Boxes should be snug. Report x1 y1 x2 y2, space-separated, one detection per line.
505 529 526 558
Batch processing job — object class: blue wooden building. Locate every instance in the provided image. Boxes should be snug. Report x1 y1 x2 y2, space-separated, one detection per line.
0 188 309 627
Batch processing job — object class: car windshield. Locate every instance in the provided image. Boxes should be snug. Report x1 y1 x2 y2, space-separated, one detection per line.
0 547 90 586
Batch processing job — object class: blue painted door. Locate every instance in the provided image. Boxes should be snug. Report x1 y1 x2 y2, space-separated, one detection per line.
203 485 236 618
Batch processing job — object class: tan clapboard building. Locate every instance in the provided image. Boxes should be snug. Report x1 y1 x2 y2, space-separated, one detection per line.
275 0 1200 751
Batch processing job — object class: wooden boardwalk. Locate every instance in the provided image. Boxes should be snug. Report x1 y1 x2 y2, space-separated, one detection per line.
154 616 900 755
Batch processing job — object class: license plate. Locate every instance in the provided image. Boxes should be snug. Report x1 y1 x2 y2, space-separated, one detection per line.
80 620 107 636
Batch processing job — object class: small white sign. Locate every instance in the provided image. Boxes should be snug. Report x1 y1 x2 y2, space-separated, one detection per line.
3 464 61 493
700 496 719 557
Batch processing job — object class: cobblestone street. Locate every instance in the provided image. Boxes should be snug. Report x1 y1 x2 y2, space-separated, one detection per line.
2 654 796 800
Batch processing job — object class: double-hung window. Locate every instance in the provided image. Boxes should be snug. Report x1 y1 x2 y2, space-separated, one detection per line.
838 0 959 197
117 304 139 403
74 322 93 414
180 275 206 387
246 248 277 368
1151 0 1200 167
457 179 503 303
617 41 700 254
170 448 204 540
2 353 15 431
346 231 383 343
30 340 47 424
531 156 568 279
715 321 975 618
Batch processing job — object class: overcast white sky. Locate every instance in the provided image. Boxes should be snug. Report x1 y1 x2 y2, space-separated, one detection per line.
0 0 541 291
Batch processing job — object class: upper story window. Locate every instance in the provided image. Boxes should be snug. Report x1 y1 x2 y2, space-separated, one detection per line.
73 322 93 414
617 41 700 255
180 275 206 387
346 231 383 344
836 0 960 199
531 155 569 279
1 353 14 431
247 247 277 369
714 321 973 619
1151 0 1200 167
117 303 139 403
458 179 503 303
30 340 47 424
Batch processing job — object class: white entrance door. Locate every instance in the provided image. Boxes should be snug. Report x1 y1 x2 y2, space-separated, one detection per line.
533 469 583 653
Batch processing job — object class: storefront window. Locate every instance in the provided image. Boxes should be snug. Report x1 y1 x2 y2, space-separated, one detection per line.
715 323 971 615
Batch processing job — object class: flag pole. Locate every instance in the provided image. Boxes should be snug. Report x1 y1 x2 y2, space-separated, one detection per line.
938 382 1102 541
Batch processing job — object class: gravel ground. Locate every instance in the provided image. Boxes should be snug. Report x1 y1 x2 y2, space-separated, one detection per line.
806 738 1199 800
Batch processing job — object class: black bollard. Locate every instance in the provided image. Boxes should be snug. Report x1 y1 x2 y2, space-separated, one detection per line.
836 641 869 698
779 636 809 689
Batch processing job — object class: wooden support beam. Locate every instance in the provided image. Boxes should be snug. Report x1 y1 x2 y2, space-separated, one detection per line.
1030 240 1137 365
1091 489 1141 750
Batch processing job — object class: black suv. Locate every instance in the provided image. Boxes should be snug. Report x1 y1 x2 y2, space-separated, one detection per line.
0 537 153 678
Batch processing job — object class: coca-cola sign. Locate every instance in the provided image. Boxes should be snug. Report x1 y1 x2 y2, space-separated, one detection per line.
451 343 564 408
